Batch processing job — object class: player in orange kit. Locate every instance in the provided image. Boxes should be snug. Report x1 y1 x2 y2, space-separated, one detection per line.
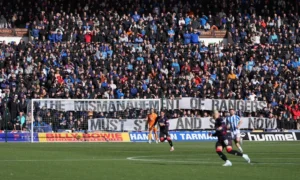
147 108 159 144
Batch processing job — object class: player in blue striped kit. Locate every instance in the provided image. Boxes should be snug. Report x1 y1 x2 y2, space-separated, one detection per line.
226 109 243 153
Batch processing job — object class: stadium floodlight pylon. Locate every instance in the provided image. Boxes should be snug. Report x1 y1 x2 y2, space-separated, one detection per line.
30 99 161 142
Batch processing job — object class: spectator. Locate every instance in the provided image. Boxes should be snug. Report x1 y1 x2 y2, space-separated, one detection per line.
15 111 26 131
191 30 201 44
31 26 40 41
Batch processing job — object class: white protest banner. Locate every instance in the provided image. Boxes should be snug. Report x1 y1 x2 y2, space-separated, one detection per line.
162 98 267 112
88 117 277 131
88 118 148 131
34 98 266 112
168 117 277 130
36 99 161 112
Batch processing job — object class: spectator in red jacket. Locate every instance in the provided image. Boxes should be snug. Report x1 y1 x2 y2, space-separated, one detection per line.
84 30 92 43
285 104 300 121
181 62 191 72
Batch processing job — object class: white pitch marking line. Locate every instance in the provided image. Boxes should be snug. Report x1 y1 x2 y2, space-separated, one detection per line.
0 159 126 162
126 156 300 165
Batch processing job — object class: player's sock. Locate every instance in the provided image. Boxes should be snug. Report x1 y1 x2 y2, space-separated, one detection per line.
228 150 243 156
154 133 158 142
238 147 243 153
216 151 228 161
167 140 173 147
166 137 173 147
148 133 152 141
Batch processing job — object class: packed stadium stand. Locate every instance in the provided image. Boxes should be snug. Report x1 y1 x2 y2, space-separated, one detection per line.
0 0 300 133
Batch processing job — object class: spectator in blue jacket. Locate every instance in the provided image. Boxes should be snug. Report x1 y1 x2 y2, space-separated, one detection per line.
199 15 208 27
132 11 140 22
135 36 143 43
185 15 191 25
116 89 124 99
294 45 300 56
31 26 39 40
183 30 191 44
48 31 56 43
130 84 138 96
191 30 201 44
168 27 175 42
55 31 63 42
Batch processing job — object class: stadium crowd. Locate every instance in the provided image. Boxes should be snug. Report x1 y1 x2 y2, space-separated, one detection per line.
0 0 300 132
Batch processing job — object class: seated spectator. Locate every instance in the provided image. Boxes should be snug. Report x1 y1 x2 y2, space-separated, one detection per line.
31 26 40 40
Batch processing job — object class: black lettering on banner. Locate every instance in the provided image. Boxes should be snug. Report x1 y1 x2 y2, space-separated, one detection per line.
257 118 264 129
166 99 174 110
97 101 107 112
265 118 276 129
219 100 227 111
88 101 97 111
190 98 198 109
127 101 134 110
258 101 267 110
176 118 184 129
74 101 85 111
116 101 125 111
175 98 180 109
194 118 202 129
90 119 101 131
209 118 215 129
228 100 235 111
245 101 252 112
248 117 255 129
237 100 244 111
199 99 205 110
133 120 143 131
252 101 258 112
134 101 139 109
49 101 55 109
108 102 116 112
212 99 219 111
139 101 145 110
149 100 159 111
185 117 192 129
109 119 118 131
249 117 265 129
101 119 108 130
59 101 65 111
120 119 126 131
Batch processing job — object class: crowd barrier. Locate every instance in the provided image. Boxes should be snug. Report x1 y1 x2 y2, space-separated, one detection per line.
1 131 300 142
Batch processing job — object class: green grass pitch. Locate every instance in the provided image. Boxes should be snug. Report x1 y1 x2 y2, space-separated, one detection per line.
0 142 300 180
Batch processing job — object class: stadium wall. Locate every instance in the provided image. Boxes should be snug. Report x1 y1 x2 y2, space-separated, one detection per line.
0 28 29 43
200 38 228 46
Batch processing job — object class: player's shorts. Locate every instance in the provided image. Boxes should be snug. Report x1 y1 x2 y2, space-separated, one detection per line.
159 130 170 138
216 139 233 148
231 129 241 140
148 126 157 132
